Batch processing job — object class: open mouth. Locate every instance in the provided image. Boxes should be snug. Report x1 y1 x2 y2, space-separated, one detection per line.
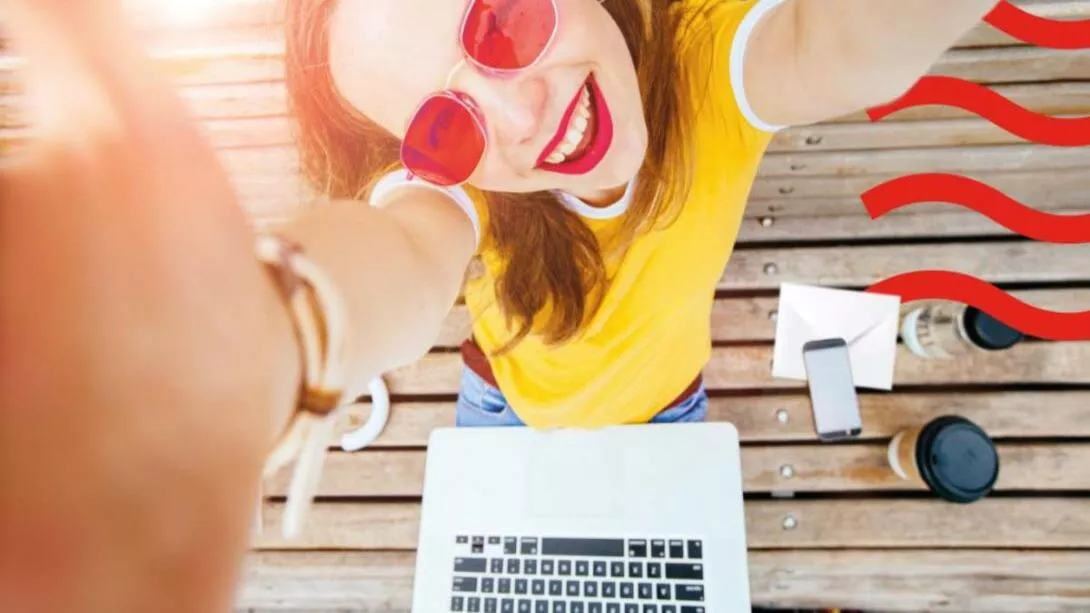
536 75 614 175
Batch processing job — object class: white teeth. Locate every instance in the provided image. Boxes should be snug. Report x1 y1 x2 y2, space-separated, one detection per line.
544 84 593 165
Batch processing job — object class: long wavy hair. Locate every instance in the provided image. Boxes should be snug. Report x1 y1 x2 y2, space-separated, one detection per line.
285 0 699 352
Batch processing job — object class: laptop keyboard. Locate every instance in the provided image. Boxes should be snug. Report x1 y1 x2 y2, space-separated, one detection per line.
449 536 707 613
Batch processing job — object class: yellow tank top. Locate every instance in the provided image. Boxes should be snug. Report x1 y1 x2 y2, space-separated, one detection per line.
463 0 776 428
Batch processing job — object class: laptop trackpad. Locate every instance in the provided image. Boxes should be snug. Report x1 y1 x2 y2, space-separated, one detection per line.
528 433 622 517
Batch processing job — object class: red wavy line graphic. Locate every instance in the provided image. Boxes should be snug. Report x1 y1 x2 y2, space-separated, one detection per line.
862 173 1090 244
867 271 1090 341
985 0 1090 50
867 76 1090 147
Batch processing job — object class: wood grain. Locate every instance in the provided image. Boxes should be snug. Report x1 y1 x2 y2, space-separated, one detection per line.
336 390 1090 447
253 498 1090 550
832 82 1090 124
723 242 1090 290
239 549 1090 612
769 117 1060 153
260 442 1090 498
736 208 1090 242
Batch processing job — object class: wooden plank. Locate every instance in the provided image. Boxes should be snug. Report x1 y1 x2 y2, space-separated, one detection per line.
431 290 1090 347
381 342 1090 394
958 0 1090 48
736 208 1090 242
933 47 1090 84
758 144 1090 178
239 549 1090 612
770 117 1058 153
723 242 1090 289
0 116 295 151
833 82 1090 123
749 168 1090 201
336 390 1090 447
261 442 1090 498
253 498 1090 551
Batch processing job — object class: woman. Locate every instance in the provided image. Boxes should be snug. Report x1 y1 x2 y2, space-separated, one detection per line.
281 0 998 428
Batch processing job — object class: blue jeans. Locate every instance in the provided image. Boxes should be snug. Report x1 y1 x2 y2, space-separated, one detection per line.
455 367 708 427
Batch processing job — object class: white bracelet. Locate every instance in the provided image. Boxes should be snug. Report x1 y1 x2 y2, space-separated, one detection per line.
254 234 350 539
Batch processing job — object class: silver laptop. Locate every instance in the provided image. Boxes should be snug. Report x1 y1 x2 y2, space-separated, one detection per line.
411 423 751 613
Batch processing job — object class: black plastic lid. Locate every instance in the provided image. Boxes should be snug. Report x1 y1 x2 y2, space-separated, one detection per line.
915 416 999 504
963 307 1024 351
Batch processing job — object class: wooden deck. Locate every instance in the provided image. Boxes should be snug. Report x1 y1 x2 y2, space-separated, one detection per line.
5 1 1090 610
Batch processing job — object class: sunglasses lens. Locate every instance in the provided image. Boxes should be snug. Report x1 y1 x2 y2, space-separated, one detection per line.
402 94 485 187
462 0 557 71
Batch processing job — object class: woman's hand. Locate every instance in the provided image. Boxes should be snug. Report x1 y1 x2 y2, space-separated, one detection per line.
0 3 299 612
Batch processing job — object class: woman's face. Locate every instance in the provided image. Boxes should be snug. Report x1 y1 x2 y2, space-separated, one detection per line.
329 0 647 201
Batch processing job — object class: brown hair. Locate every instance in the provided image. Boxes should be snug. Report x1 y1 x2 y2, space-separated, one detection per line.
285 0 697 351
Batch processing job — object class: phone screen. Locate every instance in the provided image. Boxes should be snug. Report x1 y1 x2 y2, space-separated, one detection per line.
803 339 862 441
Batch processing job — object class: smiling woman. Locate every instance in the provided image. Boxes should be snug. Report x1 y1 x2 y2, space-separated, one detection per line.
281 0 1000 429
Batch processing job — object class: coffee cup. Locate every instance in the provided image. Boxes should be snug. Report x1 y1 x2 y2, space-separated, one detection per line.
888 416 999 503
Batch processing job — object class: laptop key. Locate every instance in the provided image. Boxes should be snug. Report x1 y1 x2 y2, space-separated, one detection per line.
675 584 705 601
668 541 685 559
532 580 545 596
643 606 658 613
624 605 639 613
606 605 621 613
498 578 512 594
482 578 495 594
584 580 598 597
647 563 662 579
518 600 531 613
542 538 625 558
521 538 539 556
651 540 666 559
549 580 563 596
535 601 549 613
662 607 677 613
485 598 498 613
507 559 521 575
456 558 488 573
620 582 635 599
602 581 616 598
628 540 648 558
593 561 608 577
552 602 566 613
491 559 505 574
656 584 671 600
610 561 625 577
679 608 705 613
501 599 515 613
685 541 702 560
452 595 465 612
454 577 479 593
558 561 572 576
571 603 585 613
515 579 528 595
664 564 703 581
504 538 519 555
566 580 580 597
525 560 538 576
588 604 603 613
629 562 643 578
575 561 590 576
468 597 482 612
489 536 501 545
457 536 469 544
638 583 653 599
541 560 556 575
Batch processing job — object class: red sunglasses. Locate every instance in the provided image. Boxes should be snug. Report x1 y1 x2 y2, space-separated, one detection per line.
400 0 560 187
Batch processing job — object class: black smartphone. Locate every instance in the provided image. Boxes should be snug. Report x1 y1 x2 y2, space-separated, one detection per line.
802 338 863 442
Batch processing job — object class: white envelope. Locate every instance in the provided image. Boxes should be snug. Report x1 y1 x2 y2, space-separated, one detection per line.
772 283 902 390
